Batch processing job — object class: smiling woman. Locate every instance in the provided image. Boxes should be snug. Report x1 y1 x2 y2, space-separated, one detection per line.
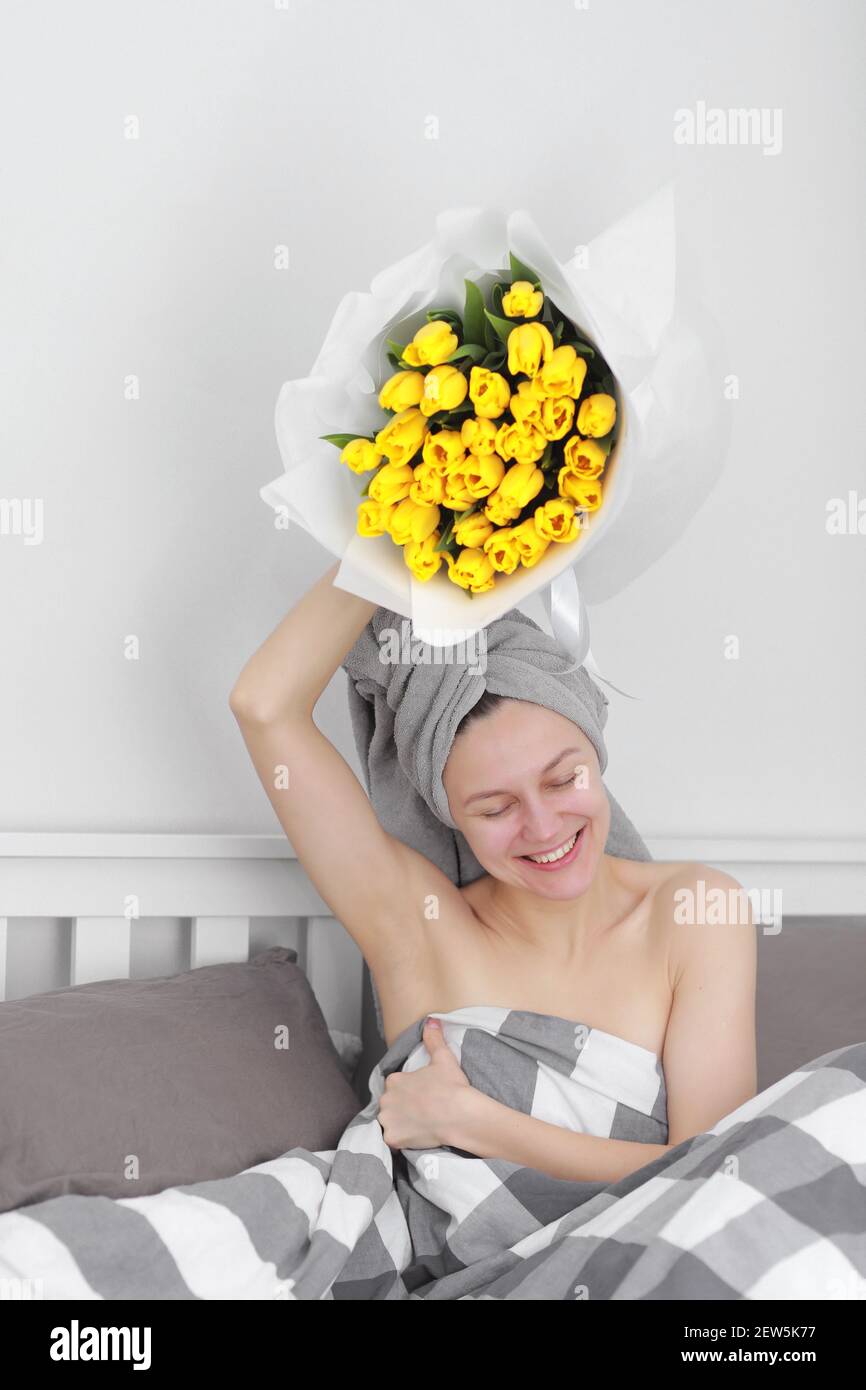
444 693 604 890
230 563 757 1183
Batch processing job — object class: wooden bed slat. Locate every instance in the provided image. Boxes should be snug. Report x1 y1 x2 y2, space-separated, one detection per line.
71 916 132 985
305 915 364 1035
190 917 251 969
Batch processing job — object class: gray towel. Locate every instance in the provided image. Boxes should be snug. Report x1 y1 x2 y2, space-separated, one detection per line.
342 605 651 1039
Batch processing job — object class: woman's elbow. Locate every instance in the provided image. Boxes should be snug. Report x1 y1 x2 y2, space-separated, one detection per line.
228 680 276 725
228 679 311 726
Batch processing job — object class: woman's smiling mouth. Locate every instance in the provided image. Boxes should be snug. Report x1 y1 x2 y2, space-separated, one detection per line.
518 825 586 871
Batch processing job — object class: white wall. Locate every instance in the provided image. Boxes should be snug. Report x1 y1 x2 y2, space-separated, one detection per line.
1 0 864 847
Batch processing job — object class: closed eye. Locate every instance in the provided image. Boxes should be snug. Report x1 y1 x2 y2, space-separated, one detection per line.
480 778 575 817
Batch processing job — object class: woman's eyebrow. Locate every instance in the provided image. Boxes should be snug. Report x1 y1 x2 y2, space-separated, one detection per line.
464 745 584 806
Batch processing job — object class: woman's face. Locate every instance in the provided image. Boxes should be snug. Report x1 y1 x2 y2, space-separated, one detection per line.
443 699 611 898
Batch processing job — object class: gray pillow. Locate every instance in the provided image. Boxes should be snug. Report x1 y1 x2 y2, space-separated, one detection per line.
0 946 362 1213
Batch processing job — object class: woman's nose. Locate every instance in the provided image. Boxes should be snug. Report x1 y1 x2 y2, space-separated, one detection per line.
519 797 561 845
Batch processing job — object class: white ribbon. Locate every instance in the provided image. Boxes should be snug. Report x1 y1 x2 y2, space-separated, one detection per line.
542 568 640 700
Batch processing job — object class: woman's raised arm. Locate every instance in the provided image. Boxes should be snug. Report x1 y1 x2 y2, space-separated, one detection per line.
229 561 373 724
228 563 432 972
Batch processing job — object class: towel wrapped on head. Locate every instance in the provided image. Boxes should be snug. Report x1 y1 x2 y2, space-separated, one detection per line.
342 605 651 1038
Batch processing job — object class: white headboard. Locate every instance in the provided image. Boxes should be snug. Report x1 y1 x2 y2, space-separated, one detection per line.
0 834 365 1044
3 831 864 1009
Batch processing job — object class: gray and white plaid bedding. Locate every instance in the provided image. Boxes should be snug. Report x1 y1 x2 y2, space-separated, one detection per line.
1 1005 864 1300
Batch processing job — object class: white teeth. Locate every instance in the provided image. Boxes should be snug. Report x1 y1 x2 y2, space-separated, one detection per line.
526 830 579 864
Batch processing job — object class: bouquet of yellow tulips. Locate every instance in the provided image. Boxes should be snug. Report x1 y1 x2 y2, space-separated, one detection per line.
320 253 619 596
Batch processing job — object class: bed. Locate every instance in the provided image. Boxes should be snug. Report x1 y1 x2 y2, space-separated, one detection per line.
1 833 864 1300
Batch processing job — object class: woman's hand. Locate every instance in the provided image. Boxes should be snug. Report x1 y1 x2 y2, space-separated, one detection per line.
377 1018 474 1151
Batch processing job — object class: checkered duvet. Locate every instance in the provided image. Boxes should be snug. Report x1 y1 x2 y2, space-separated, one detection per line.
1 1005 863 1300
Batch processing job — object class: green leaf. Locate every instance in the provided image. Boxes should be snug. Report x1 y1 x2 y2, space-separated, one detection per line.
462 279 486 346
424 308 463 332
491 281 505 314
508 251 542 289
437 402 475 429
592 427 617 458
433 515 456 552
543 299 598 361
319 432 374 449
482 315 500 351
483 309 518 346
482 346 507 371
385 337 412 367
445 342 487 364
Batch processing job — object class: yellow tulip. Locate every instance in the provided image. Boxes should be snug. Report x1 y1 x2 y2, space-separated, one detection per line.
461 415 499 456
419 364 469 417
341 438 384 473
562 435 606 479
422 428 466 473
374 407 429 467
446 547 496 594
404 532 444 582
539 396 576 441
482 527 521 575
368 461 415 505
557 470 604 510
534 497 581 543
511 518 550 567
484 491 523 526
468 366 511 420
501 280 544 318
401 319 458 368
387 497 441 546
441 467 478 511
498 461 545 510
507 322 554 379
409 463 446 506
576 393 617 438
378 370 425 412
357 499 396 536
454 512 494 548
495 421 547 466
510 382 544 428
534 345 588 400
459 453 505 499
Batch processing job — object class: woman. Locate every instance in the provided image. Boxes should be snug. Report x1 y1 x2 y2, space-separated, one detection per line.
229 561 757 1185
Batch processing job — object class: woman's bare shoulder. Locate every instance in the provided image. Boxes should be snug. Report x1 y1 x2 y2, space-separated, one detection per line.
648 859 749 900
646 861 755 984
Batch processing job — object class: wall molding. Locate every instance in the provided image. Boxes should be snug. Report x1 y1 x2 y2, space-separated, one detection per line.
1 832 864 862
1 833 864 917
